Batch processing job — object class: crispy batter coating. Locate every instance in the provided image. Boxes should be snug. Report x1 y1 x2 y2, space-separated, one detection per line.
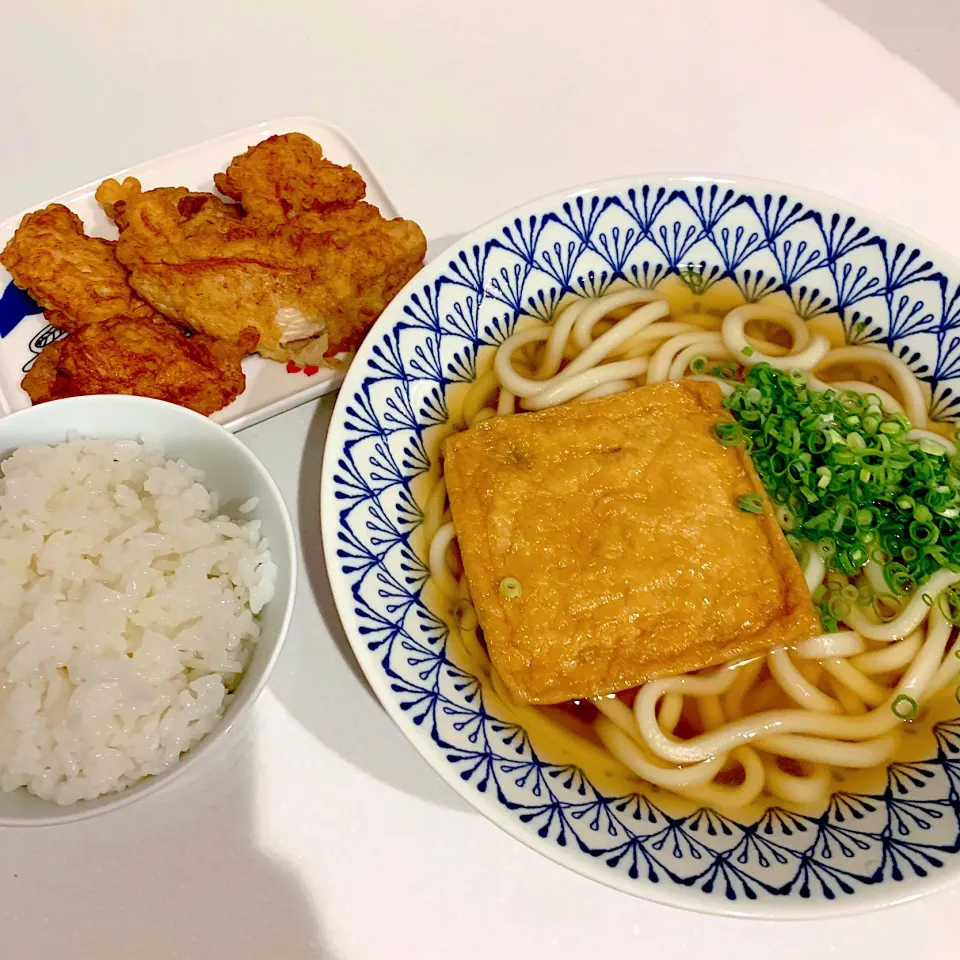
0 204 157 332
213 132 367 226
97 165 426 359
444 381 820 705
22 317 258 416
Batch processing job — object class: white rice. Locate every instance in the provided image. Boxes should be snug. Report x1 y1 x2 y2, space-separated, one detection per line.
0 438 276 805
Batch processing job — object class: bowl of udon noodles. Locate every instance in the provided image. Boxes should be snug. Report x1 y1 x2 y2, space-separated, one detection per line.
320 175 960 917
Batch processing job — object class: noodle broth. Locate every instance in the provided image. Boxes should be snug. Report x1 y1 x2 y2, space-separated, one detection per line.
413 278 960 822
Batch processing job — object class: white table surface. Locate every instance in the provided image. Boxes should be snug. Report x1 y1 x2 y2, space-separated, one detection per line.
0 0 957 955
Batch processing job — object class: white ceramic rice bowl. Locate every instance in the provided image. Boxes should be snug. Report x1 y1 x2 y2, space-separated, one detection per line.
0 395 296 825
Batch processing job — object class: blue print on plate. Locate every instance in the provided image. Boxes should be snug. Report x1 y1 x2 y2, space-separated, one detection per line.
320 176 960 918
0 281 41 338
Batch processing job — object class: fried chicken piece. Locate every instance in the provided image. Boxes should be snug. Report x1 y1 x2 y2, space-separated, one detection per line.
0 204 157 332
214 133 367 227
96 172 426 359
22 317 258 416
97 178 244 237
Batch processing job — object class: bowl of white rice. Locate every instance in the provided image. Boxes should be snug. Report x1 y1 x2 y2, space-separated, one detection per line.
0 395 296 824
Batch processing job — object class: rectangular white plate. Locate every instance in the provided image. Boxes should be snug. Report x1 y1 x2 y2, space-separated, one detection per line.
0 117 408 432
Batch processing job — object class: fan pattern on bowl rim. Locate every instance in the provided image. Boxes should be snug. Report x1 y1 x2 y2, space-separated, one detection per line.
328 181 960 910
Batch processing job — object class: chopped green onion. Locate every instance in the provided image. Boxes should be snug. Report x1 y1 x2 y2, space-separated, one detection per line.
713 422 743 446
873 594 901 622
909 521 938 545
817 539 837 560
775 505 795 530
827 595 851 618
883 562 915 596
722 364 960 630
499 577 522 600
690 354 709 374
738 494 764 514
922 593 934 606
919 438 947 456
891 695 918 720
742 346 755 357
938 585 960 625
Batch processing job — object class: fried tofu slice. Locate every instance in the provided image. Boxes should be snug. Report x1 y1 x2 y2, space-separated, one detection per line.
443 380 819 705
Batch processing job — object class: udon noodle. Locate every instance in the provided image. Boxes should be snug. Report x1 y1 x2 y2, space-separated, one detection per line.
419 278 960 815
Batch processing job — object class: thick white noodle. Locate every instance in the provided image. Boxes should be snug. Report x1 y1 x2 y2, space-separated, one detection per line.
756 732 899 767
565 300 670 375
794 631 865 659
496 301 667 400
647 331 724 383
862 560 889 598
593 699 727 788
803 550 826 594
818 658 888 706
657 692 683 735
573 379 636 402
535 300 588 378
667 339 735 382
519 358 650 409
768 647 840 713
686 375 735 396
850 629 923 675
618 322 702 358
496 389 516 416
826 379 904 414
470 408 496 425
931 645 960 695
813 345 927 426
721 303 830 370
763 757 832 805
906 429 957 456
572 289 668 350
896 607 952 702
633 608 952 765
842 569 960 640
679 747 766 808
428 522 460 599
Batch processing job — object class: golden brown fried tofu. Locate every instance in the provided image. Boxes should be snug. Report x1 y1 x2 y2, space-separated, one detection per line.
443 380 819 705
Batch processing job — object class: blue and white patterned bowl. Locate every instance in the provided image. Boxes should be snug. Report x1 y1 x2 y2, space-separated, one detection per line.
320 176 960 918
